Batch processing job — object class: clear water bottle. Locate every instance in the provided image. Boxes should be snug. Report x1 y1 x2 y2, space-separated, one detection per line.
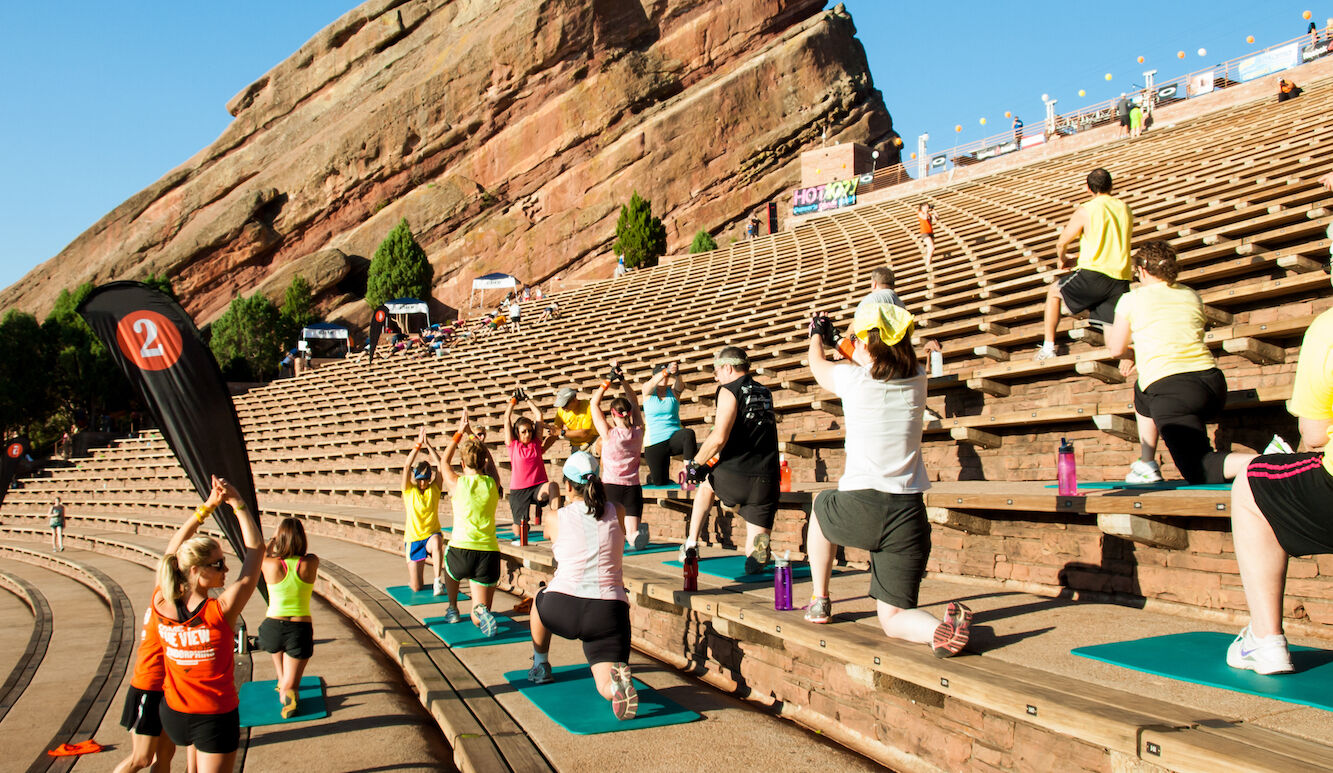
1057 437 1077 495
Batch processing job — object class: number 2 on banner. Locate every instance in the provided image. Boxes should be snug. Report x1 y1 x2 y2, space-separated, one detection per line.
116 310 184 371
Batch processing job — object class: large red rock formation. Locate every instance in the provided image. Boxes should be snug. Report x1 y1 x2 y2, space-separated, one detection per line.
1 0 892 327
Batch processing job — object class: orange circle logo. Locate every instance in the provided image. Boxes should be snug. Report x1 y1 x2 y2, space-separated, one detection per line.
375 309 387 323
6 442 22 459
115 310 184 371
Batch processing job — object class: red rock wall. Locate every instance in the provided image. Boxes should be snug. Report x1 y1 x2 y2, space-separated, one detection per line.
1 0 893 329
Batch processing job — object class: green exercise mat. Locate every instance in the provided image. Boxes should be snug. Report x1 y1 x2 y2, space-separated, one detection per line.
385 585 467 606
504 664 701 734
1072 632 1333 711
623 542 683 556
663 555 812 583
642 484 682 491
238 677 328 727
424 611 531 648
496 528 547 543
1042 481 1232 491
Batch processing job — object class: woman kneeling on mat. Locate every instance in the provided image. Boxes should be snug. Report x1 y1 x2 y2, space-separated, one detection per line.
1108 240 1255 484
152 475 263 773
402 428 447 595
640 362 696 485
115 503 219 773
525 452 638 720
259 517 318 719
592 364 650 551
439 414 502 636
804 305 972 657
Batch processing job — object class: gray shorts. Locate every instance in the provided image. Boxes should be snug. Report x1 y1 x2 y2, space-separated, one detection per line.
813 489 930 609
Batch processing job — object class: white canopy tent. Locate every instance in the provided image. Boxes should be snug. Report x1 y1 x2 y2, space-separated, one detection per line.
301 322 351 357
469 272 518 311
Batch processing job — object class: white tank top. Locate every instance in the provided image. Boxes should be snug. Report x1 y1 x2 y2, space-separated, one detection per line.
546 502 627 602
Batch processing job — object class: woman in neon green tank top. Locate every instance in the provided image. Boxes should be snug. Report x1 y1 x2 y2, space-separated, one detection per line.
258 518 319 718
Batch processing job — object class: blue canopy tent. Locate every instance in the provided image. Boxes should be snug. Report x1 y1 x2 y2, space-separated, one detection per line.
384 297 430 332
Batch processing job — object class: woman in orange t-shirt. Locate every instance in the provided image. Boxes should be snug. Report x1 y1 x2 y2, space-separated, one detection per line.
151 476 263 773
916 202 937 268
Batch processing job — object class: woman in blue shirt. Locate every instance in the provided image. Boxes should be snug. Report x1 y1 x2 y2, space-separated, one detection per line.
639 362 697 485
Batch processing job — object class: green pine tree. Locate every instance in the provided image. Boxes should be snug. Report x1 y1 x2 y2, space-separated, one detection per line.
612 191 667 270
209 293 282 382
366 218 433 308
689 229 718 254
279 275 316 348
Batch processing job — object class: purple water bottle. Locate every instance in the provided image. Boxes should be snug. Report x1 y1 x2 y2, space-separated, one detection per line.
774 552 793 610
1057 437 1077 495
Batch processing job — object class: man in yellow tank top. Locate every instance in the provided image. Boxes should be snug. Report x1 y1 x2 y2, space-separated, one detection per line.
1036 168 1133 361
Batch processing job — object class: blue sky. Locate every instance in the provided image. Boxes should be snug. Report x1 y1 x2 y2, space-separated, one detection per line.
0 1 1324 295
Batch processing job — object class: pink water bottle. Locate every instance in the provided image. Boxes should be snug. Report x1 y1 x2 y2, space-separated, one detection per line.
1057 437 1077 495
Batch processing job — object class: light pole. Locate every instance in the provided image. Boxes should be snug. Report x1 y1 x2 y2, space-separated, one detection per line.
1142 69 1158 118
917 133 929 178
1043 97 1058 138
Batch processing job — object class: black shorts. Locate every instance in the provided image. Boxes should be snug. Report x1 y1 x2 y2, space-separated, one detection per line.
708 467 779 529
508 483 550 526
1134 368 1229 483
1058 269 1131 324
1247 453 1333 556
120 686 164 736
535 590 631 664
603 483 643 520
257 618 314 660
813 489 931 609
445 546 501 586
159 703 239 754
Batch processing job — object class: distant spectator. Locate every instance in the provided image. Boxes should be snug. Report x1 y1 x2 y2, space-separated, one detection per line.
915 203 938 269
1115 93 1131 137
1012 115 1024 145
49 497 65 552
509 298 522 334
1278 79 1303 103
746 216 761 239
640 362 697 486
554 387 599 451
540 301 560 321
614 255 627 278
1129 100 1144 139
1036 168 1133 360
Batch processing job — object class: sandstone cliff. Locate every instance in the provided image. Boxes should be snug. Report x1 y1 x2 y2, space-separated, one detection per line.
1 0 892 327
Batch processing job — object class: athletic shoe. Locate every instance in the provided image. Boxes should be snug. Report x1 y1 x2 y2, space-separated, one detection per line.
1264 434 1295 454
1226 625 1294 675
442 607 461 624
511 539 524 546
744 533 772 576
1124 459 1163 484
473 604 498 637
281 688 299 719
932 601 972 658
678 541 696 563
528 659 553 685
609 662 638 720
804 596 832 624
1034 341 1057 362
433 577 445 596
633 524 651 552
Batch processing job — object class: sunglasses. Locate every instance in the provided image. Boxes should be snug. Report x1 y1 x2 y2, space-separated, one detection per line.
204 558 227 572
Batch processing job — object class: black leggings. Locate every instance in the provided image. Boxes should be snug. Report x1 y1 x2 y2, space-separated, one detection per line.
644 428 698 485
1134 368 1229 484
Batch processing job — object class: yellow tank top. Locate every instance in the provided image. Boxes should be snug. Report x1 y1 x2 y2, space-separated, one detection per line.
556 403 595 434
267 557 314 617
1077 195 1133 280
449 474 500 551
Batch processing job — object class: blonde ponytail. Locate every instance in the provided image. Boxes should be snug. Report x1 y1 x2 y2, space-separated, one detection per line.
157 554 186 602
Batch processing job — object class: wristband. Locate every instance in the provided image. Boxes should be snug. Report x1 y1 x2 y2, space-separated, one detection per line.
233 503 246 511
453 432 464 444
601 380 611 390
509 397 517 405
195 505 212 523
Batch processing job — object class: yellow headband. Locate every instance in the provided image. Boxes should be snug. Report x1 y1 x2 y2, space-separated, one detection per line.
852 303 915 346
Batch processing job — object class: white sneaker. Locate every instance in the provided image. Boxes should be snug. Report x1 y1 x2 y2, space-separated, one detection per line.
1034 342 1057 362
1226 625 1294 675
1124 460 1163 484
433 577 445 597
1264 434 1294 455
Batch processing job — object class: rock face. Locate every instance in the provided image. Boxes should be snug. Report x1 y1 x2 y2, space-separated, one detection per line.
2 0 892 328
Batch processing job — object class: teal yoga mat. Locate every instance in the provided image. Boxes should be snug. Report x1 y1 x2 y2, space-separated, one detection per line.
425 612 530 648
642 484 682 491
504 664 702 734
663 555 812 583
496 528 547 543
238 677 328 727
623 542 682 556
385 585 467 606
1043 482 1232 491
1073 632 1333 711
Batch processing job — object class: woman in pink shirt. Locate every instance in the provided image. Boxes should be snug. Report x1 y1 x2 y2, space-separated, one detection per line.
503 387 559 539
591 366 648 550
523 452 637 721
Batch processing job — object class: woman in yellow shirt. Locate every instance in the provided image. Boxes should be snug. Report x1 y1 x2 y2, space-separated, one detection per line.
1108 241 1254 484
438 414 502 637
